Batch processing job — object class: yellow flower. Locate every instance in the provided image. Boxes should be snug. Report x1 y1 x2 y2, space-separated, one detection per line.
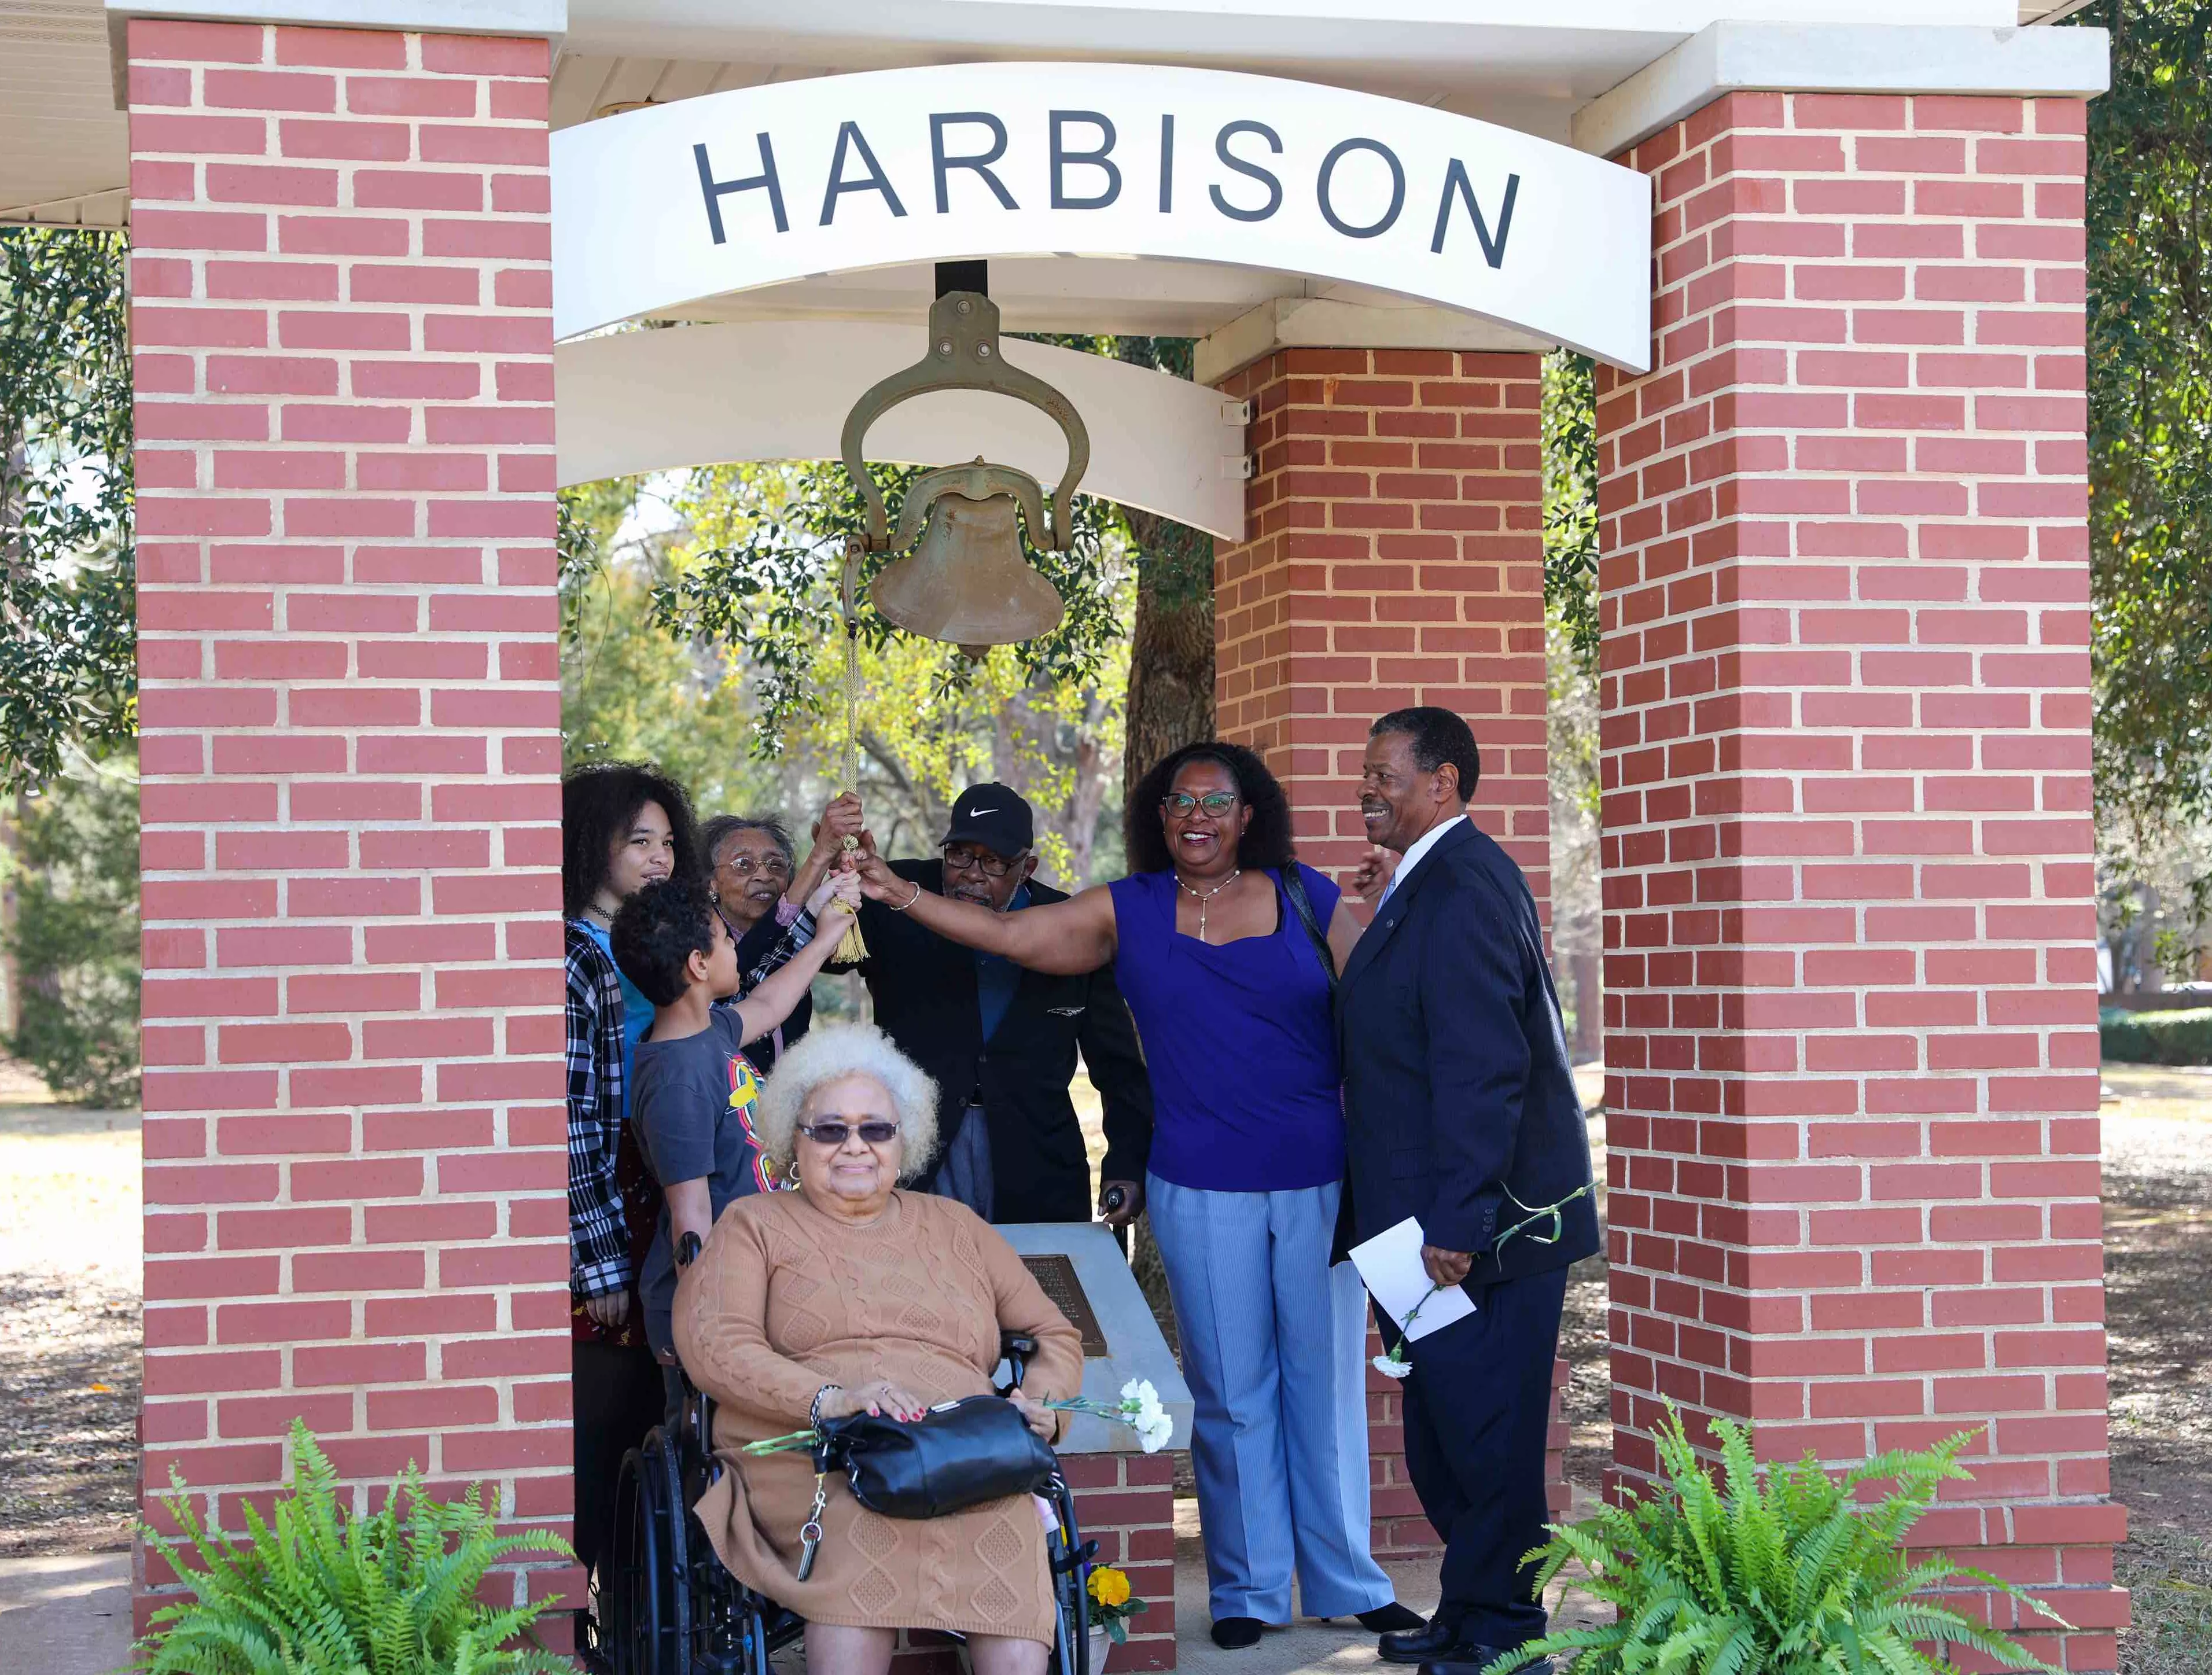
1088 1567 1131 1608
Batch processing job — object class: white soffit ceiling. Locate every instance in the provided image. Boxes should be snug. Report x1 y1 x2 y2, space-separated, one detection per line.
0 0 128 226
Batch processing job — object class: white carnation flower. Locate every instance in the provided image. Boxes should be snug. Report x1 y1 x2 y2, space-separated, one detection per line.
1372 1352 1412 1381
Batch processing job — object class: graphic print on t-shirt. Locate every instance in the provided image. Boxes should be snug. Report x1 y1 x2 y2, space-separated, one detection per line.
727 1053 782 1194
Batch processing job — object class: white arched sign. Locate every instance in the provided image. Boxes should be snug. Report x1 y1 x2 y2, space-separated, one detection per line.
551 62 1652 371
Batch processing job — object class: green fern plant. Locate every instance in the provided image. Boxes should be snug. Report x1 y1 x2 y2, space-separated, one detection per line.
1485 1409 2072 1675
134 1419 575 1675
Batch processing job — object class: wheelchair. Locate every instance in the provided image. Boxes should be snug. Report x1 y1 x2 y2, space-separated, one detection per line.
606 1240 1094 1675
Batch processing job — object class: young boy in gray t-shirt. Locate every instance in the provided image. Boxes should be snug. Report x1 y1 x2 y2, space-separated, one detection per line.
612 868 860 1360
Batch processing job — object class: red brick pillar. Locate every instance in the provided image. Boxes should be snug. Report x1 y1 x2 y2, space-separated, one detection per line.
1596 91 2122 1667
1210 348 1570 1554
127 16 568 1625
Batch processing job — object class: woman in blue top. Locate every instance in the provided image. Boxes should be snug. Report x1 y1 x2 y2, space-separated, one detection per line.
848 742 1417 1651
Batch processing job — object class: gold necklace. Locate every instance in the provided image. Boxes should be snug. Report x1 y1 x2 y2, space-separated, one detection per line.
1175 867 1241 942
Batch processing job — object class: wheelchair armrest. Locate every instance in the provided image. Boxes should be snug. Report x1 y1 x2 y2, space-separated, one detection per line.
1000 1331 1039 1390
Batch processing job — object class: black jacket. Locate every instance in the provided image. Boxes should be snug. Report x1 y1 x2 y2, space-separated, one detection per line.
846 860 1154 1224
1336 819 1599 1290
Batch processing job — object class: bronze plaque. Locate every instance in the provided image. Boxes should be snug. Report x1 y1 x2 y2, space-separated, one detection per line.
1021 1254 1110 1359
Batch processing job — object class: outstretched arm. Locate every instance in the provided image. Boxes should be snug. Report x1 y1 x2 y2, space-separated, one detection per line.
848 845 1118 974
727 873 859 1041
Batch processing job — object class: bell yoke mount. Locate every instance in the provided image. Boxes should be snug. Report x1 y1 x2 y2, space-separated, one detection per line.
838 288 1092 653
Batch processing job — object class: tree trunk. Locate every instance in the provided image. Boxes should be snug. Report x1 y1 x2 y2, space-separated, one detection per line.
1120 512 1216 790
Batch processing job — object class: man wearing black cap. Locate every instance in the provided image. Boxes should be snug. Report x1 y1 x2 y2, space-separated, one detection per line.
838 782 1154 1227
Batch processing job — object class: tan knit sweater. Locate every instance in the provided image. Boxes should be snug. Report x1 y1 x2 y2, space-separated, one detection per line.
673 1190 1084 1641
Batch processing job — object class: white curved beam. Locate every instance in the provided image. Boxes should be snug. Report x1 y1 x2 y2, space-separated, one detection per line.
555 323 1250 542
550 61 1652 370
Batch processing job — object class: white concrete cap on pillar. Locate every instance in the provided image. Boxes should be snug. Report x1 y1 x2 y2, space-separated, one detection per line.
1572 20 2112 159
102 0 568 106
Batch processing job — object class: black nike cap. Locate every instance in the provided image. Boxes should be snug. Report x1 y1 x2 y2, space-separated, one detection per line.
942 782 1033 857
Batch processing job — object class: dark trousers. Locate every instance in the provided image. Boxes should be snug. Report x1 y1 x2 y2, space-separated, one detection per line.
572 1336 664 1595
1401 1265 1569 1650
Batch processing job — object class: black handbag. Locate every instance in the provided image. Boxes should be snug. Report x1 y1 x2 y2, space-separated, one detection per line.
814 1394 1059 1520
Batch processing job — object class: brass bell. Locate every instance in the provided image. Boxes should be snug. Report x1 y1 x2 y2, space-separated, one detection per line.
871 458 1066 659
839 289 1091 655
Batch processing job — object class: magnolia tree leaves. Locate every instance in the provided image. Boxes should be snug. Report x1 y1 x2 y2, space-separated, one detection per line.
2082 0 2212 837
0 228 136 791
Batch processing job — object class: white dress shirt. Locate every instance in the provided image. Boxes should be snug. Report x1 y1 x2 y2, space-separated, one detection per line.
1376 813 1467 911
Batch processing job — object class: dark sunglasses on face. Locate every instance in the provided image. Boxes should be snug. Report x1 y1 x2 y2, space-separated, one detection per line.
798 1120 901 1147
1162 792 1238 816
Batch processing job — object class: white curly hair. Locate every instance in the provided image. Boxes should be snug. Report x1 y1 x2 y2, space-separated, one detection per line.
756 1021 940 1180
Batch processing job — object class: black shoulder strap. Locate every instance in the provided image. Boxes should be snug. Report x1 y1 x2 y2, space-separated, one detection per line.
1279 866 1337 994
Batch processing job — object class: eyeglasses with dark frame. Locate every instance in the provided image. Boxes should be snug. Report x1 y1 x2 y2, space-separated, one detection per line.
1161 791 1239 816
941 844 1024 878
797 1119 901 1147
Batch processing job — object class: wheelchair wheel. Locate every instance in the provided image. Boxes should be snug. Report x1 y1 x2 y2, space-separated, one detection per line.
609 1437 687 1675
1044 1479 1092 1675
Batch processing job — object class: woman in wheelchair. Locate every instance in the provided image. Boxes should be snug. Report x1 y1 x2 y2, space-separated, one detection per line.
671 1023 1085 1675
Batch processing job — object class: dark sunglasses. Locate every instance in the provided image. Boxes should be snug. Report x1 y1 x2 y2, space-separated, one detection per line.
798 1120 901 1147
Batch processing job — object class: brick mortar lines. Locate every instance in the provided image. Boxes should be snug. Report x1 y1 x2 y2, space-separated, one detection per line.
1593 94 2117 1649
128 20 569 1551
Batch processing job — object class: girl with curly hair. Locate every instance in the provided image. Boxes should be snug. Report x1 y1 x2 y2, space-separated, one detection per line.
561 760 701 1661
847 741 1416 1651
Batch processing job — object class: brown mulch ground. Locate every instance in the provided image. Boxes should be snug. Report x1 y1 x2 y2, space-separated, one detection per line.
0 1061 142 1559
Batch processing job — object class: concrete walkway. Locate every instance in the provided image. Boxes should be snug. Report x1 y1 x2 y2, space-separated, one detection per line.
0 1552 133 1674
1168 1498 1601 1675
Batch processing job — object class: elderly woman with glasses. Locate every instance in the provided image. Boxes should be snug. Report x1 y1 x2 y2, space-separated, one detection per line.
673 1022 1084 1675
846 742 1418 1651
701 798 865 1073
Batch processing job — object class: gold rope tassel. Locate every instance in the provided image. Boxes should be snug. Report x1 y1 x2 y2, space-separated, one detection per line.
830 535 869 965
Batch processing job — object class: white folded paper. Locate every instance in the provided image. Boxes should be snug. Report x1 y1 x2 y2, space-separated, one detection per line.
1348 1216 1476 1342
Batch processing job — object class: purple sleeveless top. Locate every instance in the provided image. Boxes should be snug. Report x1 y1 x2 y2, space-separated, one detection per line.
1106 866 1345 1194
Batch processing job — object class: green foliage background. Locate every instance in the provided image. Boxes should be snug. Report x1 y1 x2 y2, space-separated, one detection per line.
4 748 139 1105
0 227 137 793
2082 0 2212 836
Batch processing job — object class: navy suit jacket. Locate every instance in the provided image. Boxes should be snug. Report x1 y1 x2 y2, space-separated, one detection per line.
1335 818 1600 1290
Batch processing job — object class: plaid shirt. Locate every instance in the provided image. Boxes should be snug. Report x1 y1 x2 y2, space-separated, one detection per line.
566 920 632 1301
744 907 815 988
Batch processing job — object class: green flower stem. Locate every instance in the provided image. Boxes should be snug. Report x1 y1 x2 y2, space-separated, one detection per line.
739 1427 822 1456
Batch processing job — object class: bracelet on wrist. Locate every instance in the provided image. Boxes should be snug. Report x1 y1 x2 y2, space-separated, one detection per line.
889 880 923 912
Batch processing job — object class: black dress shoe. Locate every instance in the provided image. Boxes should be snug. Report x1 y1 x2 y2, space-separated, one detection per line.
1418 1651 1536 1675
1210 1617 1265 1649
1378 1613 1469 1665
1357 1602 1426 1633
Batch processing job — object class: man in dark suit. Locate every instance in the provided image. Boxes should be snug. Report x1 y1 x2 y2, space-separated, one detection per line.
846 782 1153 1227
1336 706 1600 1673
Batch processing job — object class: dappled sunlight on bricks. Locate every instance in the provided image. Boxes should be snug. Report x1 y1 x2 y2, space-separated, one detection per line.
1596 90 2119 1671
125 18 565 1627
